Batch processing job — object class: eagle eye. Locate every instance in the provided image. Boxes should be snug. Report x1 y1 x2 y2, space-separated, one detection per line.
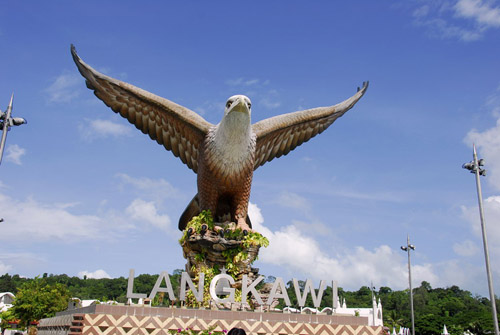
226 101 232 108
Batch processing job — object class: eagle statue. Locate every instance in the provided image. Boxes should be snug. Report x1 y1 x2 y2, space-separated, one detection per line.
71 45 368 233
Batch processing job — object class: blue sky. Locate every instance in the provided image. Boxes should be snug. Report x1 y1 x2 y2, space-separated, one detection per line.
1 1 500 298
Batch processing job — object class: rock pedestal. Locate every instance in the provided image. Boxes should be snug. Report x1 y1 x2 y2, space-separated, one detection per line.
181 228 260 286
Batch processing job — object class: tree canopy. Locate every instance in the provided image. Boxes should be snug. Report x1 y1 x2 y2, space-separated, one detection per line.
10 277 71 327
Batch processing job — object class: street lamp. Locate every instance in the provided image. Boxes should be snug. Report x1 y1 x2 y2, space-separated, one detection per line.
0 94 27 165
401 235 415 335
462 144 500 335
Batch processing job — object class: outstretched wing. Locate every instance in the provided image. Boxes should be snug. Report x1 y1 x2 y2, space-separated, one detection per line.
252 82 368 170
71 45 213 173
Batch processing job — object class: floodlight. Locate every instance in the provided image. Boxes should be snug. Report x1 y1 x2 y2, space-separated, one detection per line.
11 117 26 126
462 162 475 171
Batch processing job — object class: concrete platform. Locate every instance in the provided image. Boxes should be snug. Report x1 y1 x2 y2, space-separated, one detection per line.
38 305 383 335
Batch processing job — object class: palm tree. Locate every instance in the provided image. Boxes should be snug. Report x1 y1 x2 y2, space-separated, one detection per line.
385 310 404 329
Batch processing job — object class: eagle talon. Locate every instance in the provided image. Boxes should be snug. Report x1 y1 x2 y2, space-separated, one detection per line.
236 218 252 233
200 224 207 235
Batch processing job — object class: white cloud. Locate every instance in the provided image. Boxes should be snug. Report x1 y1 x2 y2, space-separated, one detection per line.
0 253 48 278
453 239 480 256
226 78 261 87
195 99 224 116
462 196 500 254
410 0 500 41
5 144 26 165
45 72 81 103
0 193 106 241
115 173 182 201
0 260 13 274
0 189 176 244
486 85 500 117
292 220 331 236
125 198 171 232
277 191 311 212
79 119 132 141
414 13 483 41
248 203 438 290
78 269 111 279
260 90 281 109
413 4 430 18
455 0 500 28
460 196 500 294
466 122 500 190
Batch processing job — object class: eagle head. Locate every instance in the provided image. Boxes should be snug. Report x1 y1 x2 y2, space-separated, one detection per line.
224 95 252 117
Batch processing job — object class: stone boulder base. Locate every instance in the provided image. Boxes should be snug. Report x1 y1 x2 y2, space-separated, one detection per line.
181 229 260 285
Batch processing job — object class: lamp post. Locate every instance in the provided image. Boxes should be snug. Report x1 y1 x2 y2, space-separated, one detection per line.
463 144 500 335
401 235 415 335
0 94 27 165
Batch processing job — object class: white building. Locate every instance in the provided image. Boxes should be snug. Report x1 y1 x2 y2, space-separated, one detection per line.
333 294 383 326
0 292 16 333
282 294 383 326
0 292 15 312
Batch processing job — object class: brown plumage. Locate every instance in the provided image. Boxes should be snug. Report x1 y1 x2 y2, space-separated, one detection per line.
71 45 368 232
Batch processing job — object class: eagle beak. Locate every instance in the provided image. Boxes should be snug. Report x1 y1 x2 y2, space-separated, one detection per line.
230 98 249 114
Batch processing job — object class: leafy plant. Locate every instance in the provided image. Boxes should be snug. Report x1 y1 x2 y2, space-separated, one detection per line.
179 210 215 244
184 266 217 308
11 277 70 327
243 231 269 248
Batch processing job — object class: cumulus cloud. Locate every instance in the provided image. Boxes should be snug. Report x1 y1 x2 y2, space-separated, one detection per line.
79 119 132 141
0 253 46 273
277 191 311 212
0 193 106 241
0 190 176 244
410 0 500 41
195 99 224 116
78 269 111 279
455 0 500 28
125 198 171 232
453 239 480 257
466 122 500 190
5 144 26 165
116 173 181 200
461 196 500 259
248 203 438 290
0 260 13 274
45 72 81 103
260 89 281 109
225 78 262 87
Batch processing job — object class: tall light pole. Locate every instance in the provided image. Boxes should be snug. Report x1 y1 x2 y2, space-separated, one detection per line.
401 235 415 335
463 144 500 335
0 94 27 165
